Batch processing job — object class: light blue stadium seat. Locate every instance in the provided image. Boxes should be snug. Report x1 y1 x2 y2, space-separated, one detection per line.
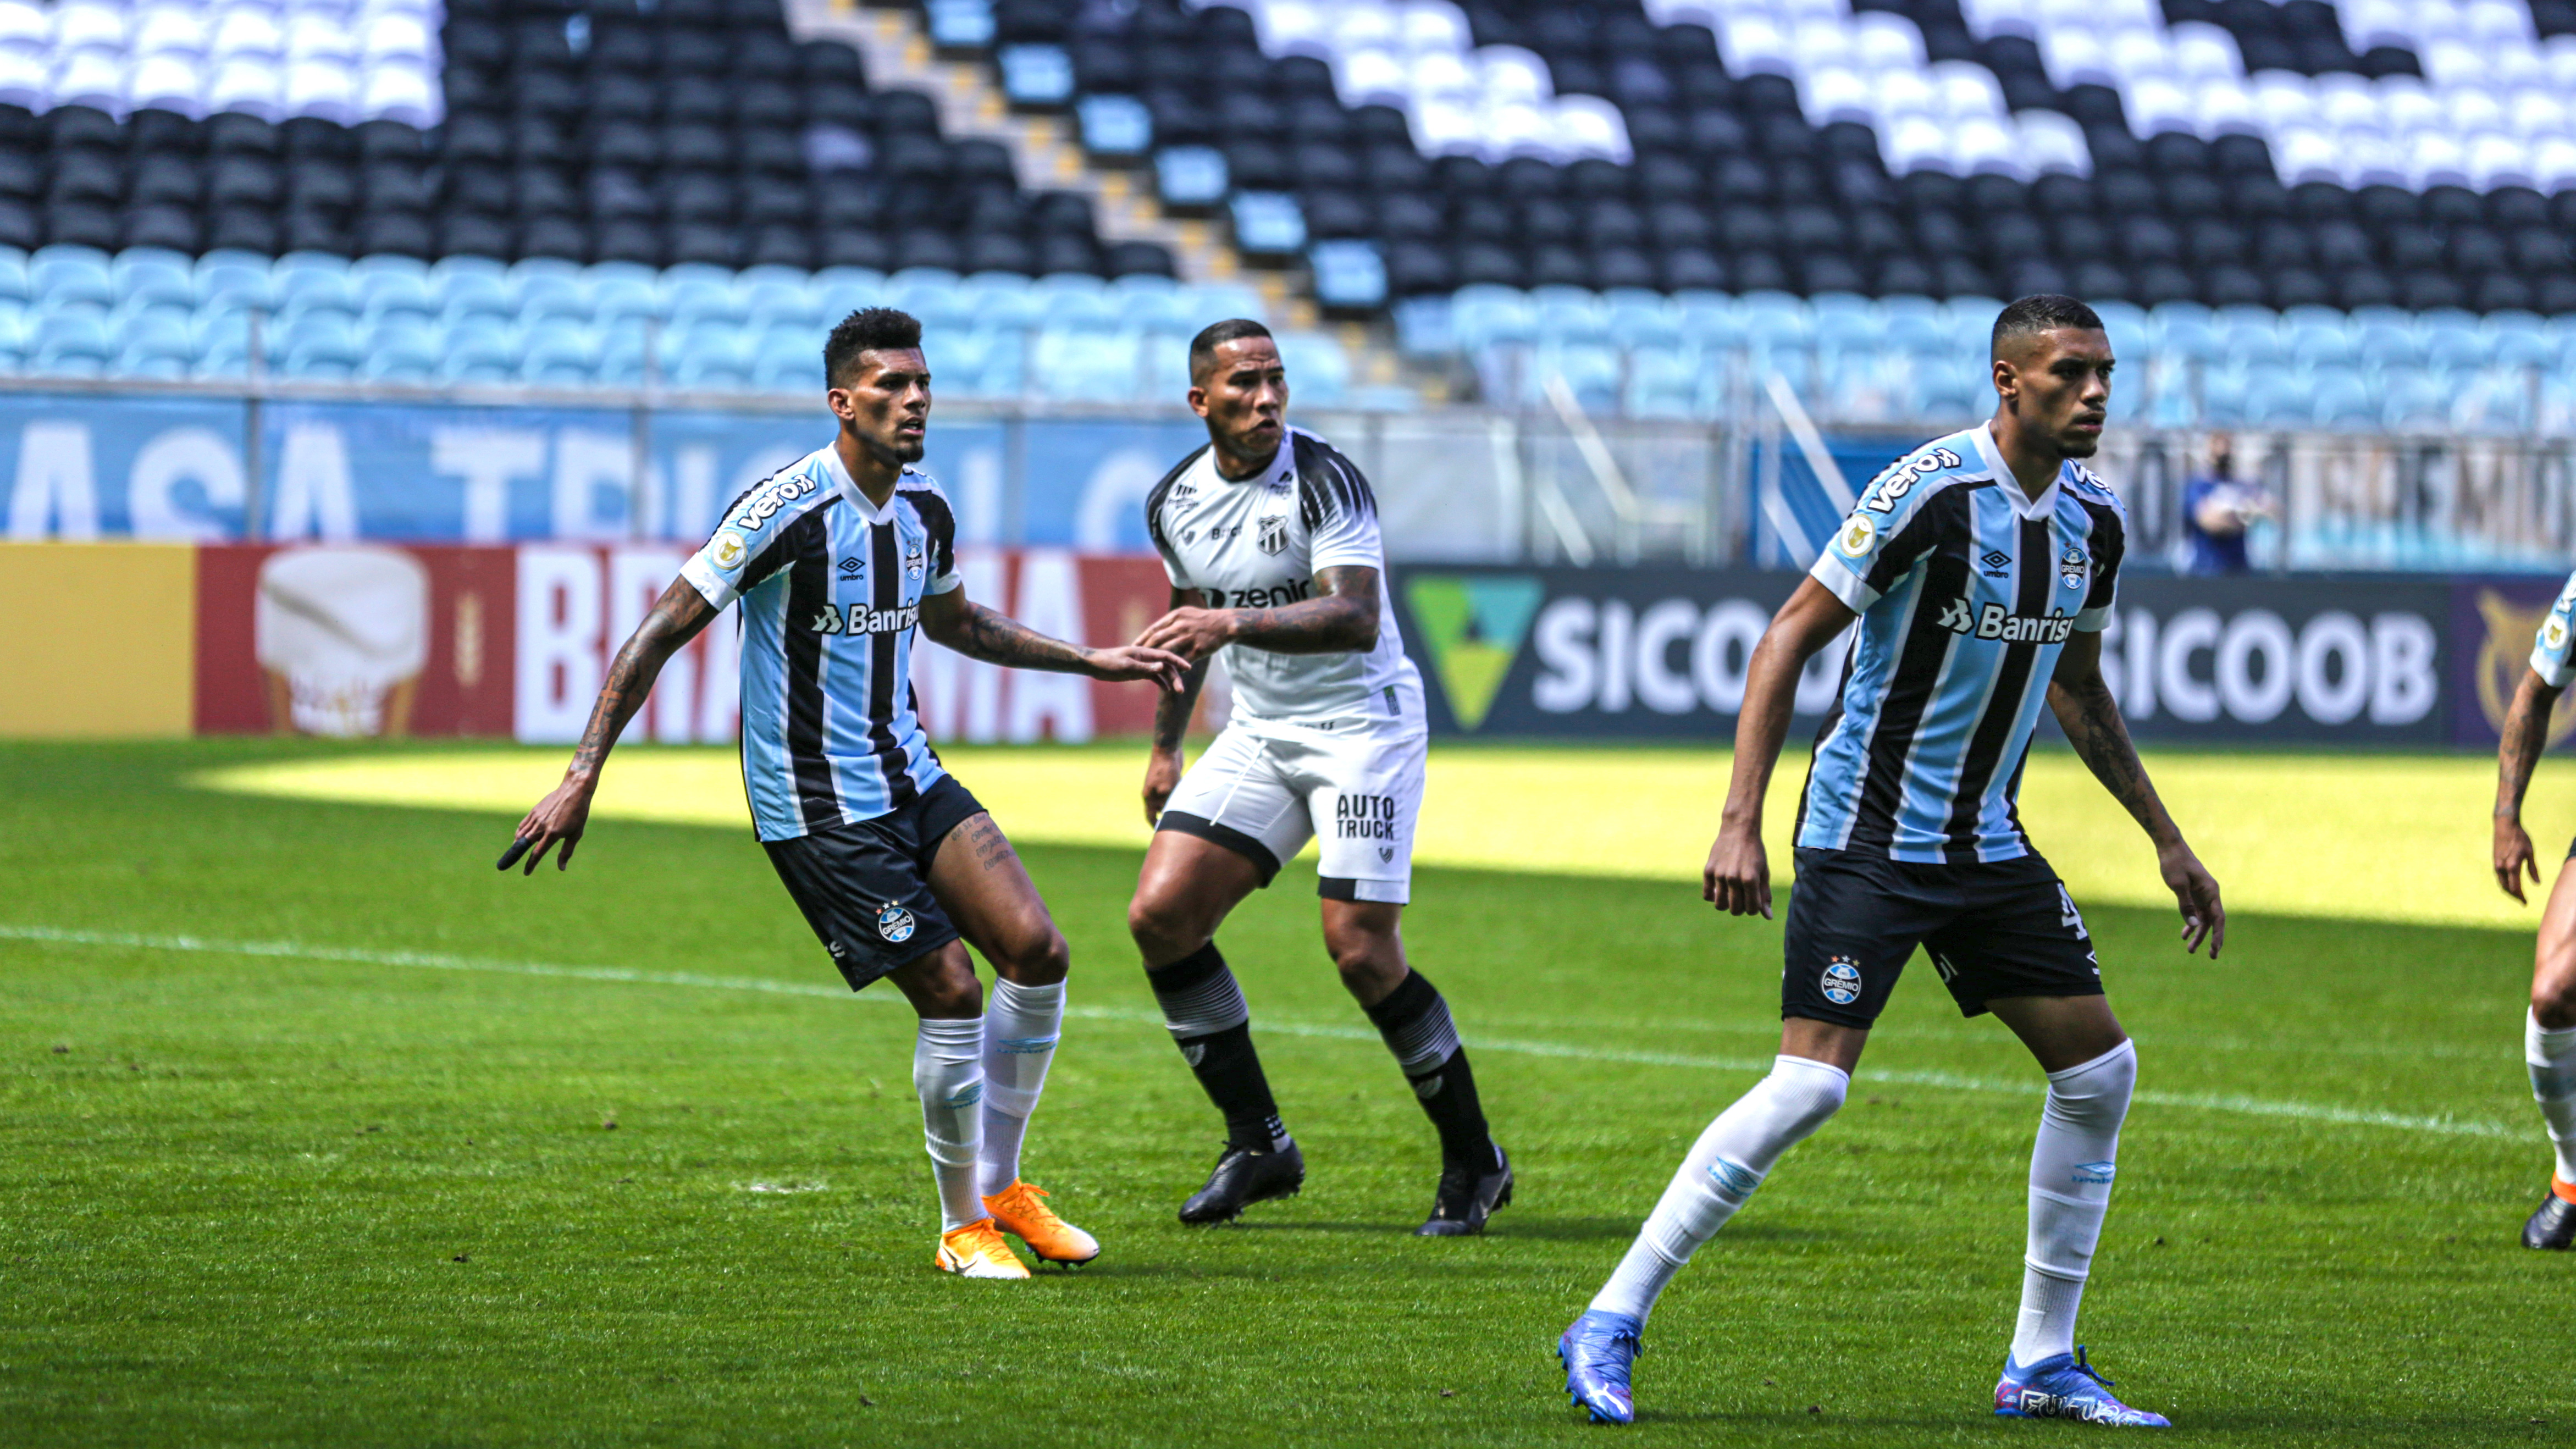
1671 290 1742 350
1137 327 1190 399
1821 349 1922 426
1602 287 1681 350
440 325 521 384
1739 290 1812 358
1915 367 1988 423
664 324 755 391
940 325 1027 398
1276 331 1350 407
1106 275 1189 334
1530 285 1608 346
1030 272 1115 330
2149 309 2223 363
1878 305 1947 356
2213 307 2286 368
2287 316 2355 370
749 324 822 391
1524 340 1619 412
356 266 436 327
112 247 195 311
361 326 442 384
429 254 508 300
1308 240 1385 311
1031 325 1142 401
2239 369 2308 425
0 247 28 305
2455 366 2535 432
521 327 603 386
739 267 816 331
1192 282 1267 324
1449 286 1533 352
809 266 887 320
2350 307 2424 369
1807 290 1872 342
32 308 110 375
2087 300 2149 351
1624 345 1710 419
2309 366 2375 427
1391 295 1453 356
587 272 660 329
110 309 191 379
2420 308 2491 372
195 250 274 312
277 313 361 379
2379 367 2450 429
31 245 113 310
2491 312 2551 367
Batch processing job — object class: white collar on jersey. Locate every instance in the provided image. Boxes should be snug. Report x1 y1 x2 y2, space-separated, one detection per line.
1971 421 2061 521
818 441 906 523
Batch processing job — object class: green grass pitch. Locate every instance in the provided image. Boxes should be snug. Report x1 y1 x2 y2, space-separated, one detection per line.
1 739 2570 1447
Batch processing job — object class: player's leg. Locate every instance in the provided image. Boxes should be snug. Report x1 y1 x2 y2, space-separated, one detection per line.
1129 729 1314 1222
2520 842 2576 1248
1302 728 1510 1234
921 798 1099 1266
762 821 1024 1279
1944 863 2166 1427
1561 849 1913 1425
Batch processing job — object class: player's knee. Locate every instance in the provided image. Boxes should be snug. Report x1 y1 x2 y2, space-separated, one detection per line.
2535 987 2576 1031
1127 892 1202 959
920 971 982 1020
1328 937 1403 995
1000 925 1070 986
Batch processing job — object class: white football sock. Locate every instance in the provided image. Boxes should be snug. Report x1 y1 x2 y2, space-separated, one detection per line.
978 978 1064 1197
1588 1054 1849 1323
2527 1010 2576 1184
2011 1038 2136 1367
913 1016 986 1231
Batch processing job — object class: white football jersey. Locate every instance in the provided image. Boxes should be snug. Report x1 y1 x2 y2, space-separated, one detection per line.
1146 427 1423 734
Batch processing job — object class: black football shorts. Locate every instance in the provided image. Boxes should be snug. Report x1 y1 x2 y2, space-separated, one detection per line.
1780 846 2103 1030
761 773 985 991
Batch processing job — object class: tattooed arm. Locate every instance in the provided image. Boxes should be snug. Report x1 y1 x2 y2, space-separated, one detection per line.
1140 587 1216 825
1132 565 1380 661
918 588 1187 687
509 576 718 875
2048 628 2225 956
2494 668 2565 902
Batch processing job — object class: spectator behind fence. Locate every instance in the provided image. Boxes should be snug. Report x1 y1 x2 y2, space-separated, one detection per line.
2181 433 2273 576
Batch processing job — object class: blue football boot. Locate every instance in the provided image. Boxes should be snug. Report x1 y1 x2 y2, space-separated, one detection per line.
1994 1346 2170 1427
1558 1309 1644 1425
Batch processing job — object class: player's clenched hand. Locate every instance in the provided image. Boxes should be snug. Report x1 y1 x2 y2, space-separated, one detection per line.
1085 645 1191 692
508 775 595 876
1142 748 1183 826
2496 815 2541 904
1134 606 1236 662
2158 838 2225 958
1705 823 1771 919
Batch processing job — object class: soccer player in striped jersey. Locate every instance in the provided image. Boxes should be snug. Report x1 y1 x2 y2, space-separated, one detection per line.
1558 295 2225 1428
506 308 1188 1280
1123 320 1511 1235
2489 569 2576 1250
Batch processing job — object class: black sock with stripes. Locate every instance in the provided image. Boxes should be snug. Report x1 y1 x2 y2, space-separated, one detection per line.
1364 969 1495 1168
1147 943 1289 1153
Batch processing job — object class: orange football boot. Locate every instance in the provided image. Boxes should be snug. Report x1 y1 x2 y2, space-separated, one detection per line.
935 1218 1031 1279
983 1180 1101 1266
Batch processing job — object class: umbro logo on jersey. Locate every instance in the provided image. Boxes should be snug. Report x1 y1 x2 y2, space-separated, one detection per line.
1941 599 2076 643
809 603 921 635
1978 549 2011 576
1257 515 1288 555
1169 483 1196 504
838 556 861 576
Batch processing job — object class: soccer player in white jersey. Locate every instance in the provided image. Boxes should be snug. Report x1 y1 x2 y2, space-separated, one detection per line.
505 308 1187 1280
1557 296 2226 1427
1121 319 1512 1234
2490 569 2576 1249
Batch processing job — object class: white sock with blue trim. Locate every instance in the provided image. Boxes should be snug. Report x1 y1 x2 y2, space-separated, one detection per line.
2528 1010 2576 1185
1588 1055 1849 1323
979 978 1064 1196
2011 1039 2136 1367
914 1017 986 1231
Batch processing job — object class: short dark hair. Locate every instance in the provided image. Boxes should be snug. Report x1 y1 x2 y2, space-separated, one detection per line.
1992 294 2104 357
824 307 924 385
1189 318 1274 383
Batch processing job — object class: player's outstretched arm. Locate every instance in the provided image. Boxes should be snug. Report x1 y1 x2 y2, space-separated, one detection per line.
2494 667 2563 903
507 576 717 876
918 587 1188 689
1141 588 1213 826
1708 579 1855 919
1133 565 1379 660
2046 629 2224 957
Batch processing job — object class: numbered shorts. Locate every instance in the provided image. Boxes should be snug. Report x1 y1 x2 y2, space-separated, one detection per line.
761 773 984 991
1158 724 1427 903
1781 847 2102 1030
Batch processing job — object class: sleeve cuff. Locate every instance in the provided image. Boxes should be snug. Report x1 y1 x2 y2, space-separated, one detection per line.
925 572 963 595
681 555 738 610
1306 545 1381 573
2074 605 2113 632
2534 646 2576 689
1809 554 1874 612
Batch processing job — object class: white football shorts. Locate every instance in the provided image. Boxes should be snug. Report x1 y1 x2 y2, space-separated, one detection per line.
1157 722 1427 903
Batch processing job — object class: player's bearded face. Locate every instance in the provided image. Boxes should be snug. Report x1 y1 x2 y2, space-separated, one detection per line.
838 349 931 464
1195 339 1289 460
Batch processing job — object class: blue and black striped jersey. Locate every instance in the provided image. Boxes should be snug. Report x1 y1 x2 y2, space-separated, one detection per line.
1799 423 2126 864
679 443 961 843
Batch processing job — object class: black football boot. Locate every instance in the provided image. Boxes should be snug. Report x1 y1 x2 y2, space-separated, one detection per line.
1178 1141 1306 1224
2524 1188 2576 1249
1416 1144 1513 1236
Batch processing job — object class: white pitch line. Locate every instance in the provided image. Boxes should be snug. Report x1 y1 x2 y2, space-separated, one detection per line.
1 923 2519 1141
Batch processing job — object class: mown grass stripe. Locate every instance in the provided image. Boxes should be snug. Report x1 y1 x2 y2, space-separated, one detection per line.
2 922 2517 1141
